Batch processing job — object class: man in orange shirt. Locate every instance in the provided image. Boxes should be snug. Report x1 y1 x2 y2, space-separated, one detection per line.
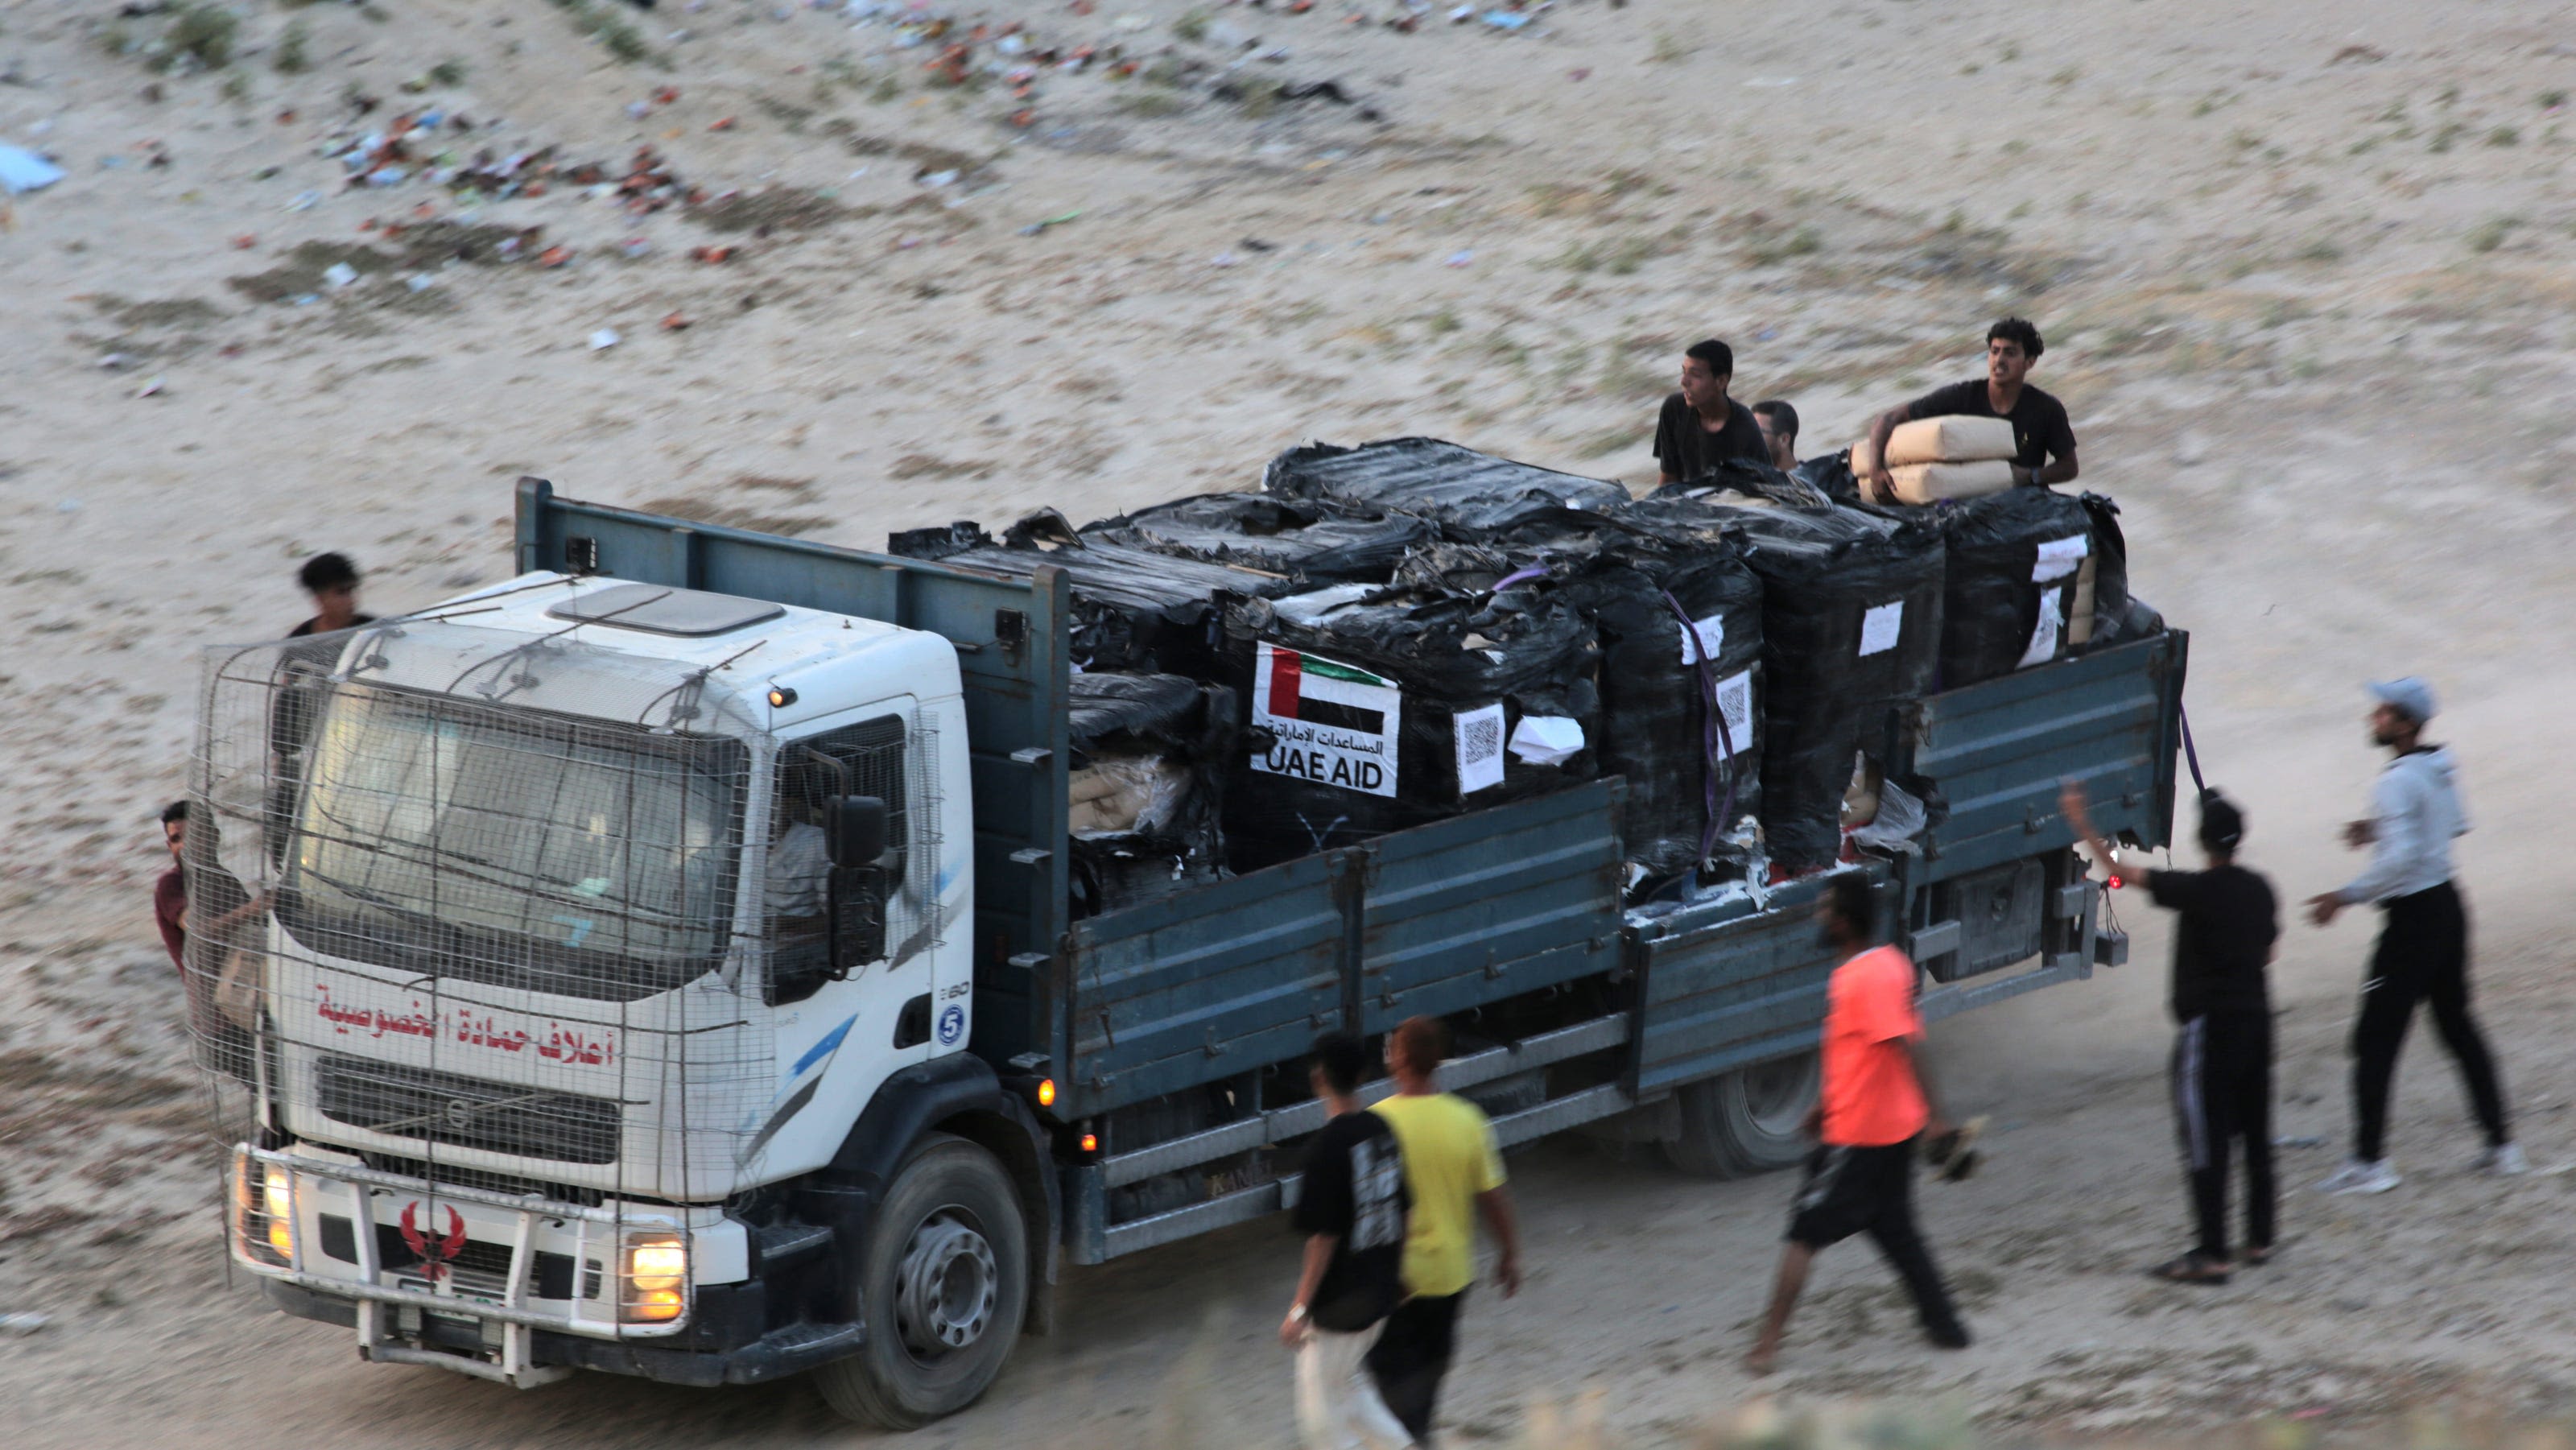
1745 874 1969 1375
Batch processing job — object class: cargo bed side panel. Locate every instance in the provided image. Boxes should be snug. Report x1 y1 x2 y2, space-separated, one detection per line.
1633 873 1848 1097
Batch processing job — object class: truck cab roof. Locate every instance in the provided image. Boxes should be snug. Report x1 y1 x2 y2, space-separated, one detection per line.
357 571 959 737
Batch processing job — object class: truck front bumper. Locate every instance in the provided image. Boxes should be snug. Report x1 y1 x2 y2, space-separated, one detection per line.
233 1145 813 1388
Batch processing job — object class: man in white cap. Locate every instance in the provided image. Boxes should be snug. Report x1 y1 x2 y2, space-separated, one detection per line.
2306 678 2520 1194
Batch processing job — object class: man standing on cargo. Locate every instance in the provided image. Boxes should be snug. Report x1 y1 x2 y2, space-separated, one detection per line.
1282 1031 1414 1450
1653 339 1772 485
1745 875 1968 1375
2306 679 2522 1194
1365 1016 1521 1444
2062 782 2277 1283
1862 318 2079 499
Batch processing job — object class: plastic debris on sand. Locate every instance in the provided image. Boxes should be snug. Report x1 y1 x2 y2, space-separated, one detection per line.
0 144 64 195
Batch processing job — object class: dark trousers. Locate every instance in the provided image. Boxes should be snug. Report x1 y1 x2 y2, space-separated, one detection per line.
2173 1012 2275 1259
1787 1142 1965 1341
1364 1290 1463 1443
2352 881 2508 1161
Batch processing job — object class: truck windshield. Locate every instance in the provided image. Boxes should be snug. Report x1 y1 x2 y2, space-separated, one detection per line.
279 682 746 1002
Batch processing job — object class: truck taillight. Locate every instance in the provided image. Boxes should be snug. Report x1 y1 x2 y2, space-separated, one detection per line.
620 1233 688 1324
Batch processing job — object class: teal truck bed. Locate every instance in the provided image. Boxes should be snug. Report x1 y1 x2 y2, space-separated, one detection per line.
514 481 2186 1266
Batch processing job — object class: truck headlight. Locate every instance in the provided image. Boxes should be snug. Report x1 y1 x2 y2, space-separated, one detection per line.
620 1233 687 1324
262 1164 296 1258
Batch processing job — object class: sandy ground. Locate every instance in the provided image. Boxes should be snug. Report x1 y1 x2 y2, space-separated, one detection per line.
4 0 2576 1444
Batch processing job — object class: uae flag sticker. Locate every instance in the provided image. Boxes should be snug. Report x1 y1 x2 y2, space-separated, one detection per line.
1250 642 1403 798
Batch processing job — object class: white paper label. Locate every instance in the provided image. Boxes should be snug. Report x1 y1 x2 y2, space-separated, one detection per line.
2032 534 2091 584
1508 715 1586 767
1713 669 1756 756
1453 703 1505 795
1858 601 1905 656
1250 641 1402 797
2018 593 2065 670
1678 613 1727 667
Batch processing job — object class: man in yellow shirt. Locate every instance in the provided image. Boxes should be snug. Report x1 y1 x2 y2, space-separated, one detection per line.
1365 1016 1522 1444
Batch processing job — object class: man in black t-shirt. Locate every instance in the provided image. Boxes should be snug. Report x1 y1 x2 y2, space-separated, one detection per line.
1653 338 1771 486
1863 318 2079 499
2064 782 2278 1285
1282 1031 1413 1450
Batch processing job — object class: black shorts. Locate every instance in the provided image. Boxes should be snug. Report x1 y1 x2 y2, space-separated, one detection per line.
1785 1140 1917 1248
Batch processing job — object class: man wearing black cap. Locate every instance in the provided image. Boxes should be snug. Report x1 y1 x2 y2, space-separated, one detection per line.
2063 782 2277 1283
2304 678 2518 1194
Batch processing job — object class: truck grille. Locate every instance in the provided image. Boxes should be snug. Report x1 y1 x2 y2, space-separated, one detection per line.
316 1053 621 1165
316 1215 603 1300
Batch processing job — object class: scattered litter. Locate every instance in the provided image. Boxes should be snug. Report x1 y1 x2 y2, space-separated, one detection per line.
1017 209 1082 236
539 245 574 266
1447 5 1473 21
618 237 651 258
1745 76 1800 88
708 116 737 131
0 143 63 195
2273 1134 2327 1149
0 1312 50 1336
588 328 622 351
1567 67 1589 81
920 168 959 187
322 261 360 288
1443 248 1473 266
1278 80 1352 103
98 353 135 371
230 233 258 249
286 190 321 211
1210 250 1241 267
1480 10 1533 30
133 374 166 399
688 243 735 262
54 499 79 514
1239 236 1278 252
660 311 691 330
626 101 652 120
406 273 436 291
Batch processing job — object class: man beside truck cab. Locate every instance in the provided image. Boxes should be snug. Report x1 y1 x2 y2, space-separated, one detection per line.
1282 1031 1415 1450
1365 1016 1522 1444
1745 875 1968 1376
2064 782 2278 1283
1861 317 2079 500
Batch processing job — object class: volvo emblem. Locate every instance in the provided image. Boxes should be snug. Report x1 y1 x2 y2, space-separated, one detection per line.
444 1097 477 1131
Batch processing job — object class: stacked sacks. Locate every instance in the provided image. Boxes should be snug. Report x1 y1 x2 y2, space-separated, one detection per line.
1852 415 2021 504
1919 487 2099 688
1624 491 1944 875
1468 511 1767 882
1263 436 1631 533
1220 567 1600 870
1082 492 1434 587
888 509 1294 676
1066 672 1240 918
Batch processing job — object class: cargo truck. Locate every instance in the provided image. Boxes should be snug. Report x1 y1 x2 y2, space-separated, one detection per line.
193 477 2185 1427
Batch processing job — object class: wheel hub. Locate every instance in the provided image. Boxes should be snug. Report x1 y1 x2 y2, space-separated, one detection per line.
894 1210 997 1360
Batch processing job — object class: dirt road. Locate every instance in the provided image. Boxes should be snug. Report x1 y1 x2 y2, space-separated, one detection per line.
4 0 2574 1444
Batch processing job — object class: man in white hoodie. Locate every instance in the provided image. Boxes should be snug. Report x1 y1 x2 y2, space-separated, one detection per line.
2306 679 2520 1194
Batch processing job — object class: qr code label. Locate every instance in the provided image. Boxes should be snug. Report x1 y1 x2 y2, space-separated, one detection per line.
1713 671 1756 756
1455 703 1506 796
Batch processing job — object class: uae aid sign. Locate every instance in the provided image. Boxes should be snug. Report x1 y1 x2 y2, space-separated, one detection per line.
1250 642 1402 798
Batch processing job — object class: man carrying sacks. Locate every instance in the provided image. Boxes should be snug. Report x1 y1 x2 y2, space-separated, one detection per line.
1860 318 2080 503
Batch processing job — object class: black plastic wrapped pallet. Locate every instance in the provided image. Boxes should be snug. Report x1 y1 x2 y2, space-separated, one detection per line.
1065 672 1239 918
1262 437 1631 535
1081 492 1435 587
2078 492 2163 649
1616 494 1944 874
1918 487 2098 689
1443 518 1767 880
1791 449 1867 506
1219 576 1600 870
887 510 1295 676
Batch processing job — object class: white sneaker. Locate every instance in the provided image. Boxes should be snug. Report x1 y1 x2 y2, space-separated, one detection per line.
2477 1142 2529 1176
2316 1159 2402 1195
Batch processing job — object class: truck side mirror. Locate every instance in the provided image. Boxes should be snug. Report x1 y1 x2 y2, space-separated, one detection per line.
827 796 890 868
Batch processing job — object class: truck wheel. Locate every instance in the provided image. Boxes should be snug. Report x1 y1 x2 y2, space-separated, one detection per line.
813 1132 1028 1430
1662 1051 1821 1179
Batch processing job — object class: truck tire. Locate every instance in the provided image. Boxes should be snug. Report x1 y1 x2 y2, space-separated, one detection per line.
813 1132 1029 1430
1662 1051 1821 1179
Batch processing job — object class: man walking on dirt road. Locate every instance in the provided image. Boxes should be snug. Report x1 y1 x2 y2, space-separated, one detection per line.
2064 783 2278 1283
2306 678 2522 1194
1282 1030 1414 1450
1745 875 1968 1375
1366 1016 1521 1444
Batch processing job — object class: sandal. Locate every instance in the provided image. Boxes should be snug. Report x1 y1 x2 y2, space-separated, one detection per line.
2148 1253 2231 1285
2240 1246 2273 1267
